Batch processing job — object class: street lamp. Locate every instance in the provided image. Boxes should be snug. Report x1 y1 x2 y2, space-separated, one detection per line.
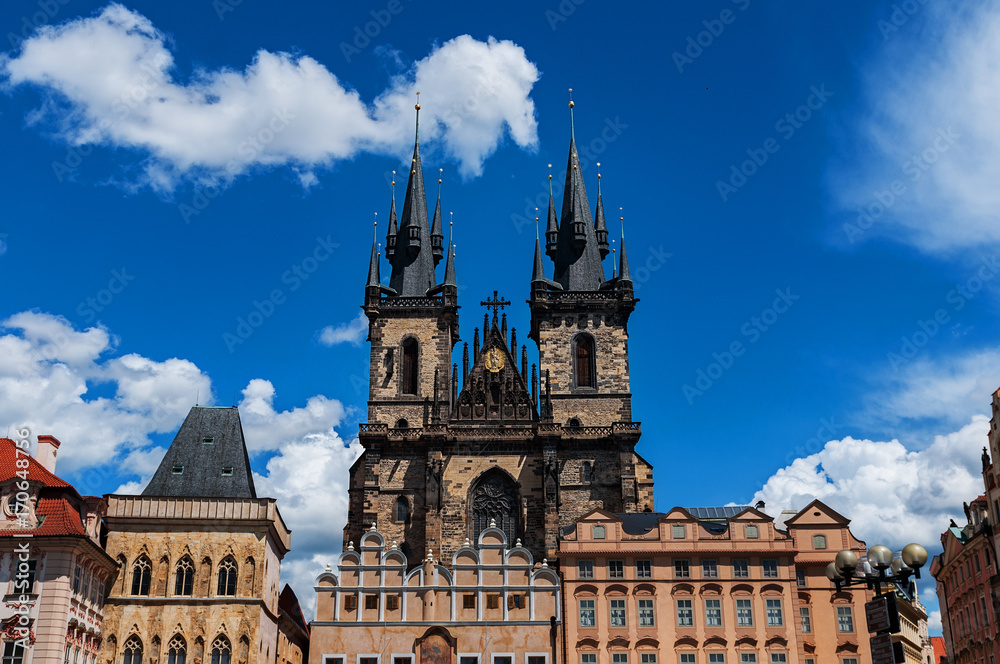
826 542 928 599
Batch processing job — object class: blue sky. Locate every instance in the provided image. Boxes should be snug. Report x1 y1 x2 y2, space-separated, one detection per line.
3 0 1000 626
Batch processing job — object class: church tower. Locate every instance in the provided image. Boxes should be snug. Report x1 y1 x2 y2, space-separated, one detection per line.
345 96 652 566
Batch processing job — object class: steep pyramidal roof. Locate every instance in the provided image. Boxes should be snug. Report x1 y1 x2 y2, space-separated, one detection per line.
143 406 256 498
387 104 437 296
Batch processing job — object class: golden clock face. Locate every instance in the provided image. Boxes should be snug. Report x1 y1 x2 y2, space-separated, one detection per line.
484 347 505 373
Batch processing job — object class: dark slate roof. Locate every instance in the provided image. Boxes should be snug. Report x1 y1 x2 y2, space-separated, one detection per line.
387 114 437 297
143 407 256 499
617 512 665 535
686 506 751 520
550 136 607 291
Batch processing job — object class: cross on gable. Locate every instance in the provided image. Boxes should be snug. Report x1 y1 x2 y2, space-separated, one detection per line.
480 290 511 319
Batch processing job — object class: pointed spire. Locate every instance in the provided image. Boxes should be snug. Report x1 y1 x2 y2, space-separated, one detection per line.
431 168 444 264
366 214 380 287
544 165 558 258
618 211 631 283
388 94 435 296
443 215 456 286
594 162 609 259
385 172 397 260
532 212 547 284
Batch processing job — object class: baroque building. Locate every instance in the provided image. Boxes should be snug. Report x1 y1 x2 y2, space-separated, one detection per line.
0 434 116 664
557 501 874 664
99 406 308 664
344 99 652 566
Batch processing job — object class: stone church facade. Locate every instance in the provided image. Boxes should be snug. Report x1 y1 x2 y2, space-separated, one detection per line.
344 99 653 567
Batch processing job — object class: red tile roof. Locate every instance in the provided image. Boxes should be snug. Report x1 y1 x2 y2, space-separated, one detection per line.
931 636 947 663
0 438 72 488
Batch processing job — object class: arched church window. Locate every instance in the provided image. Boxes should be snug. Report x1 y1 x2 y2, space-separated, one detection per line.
122 636 143 664
402 338 418 395
175 556 194 596
582 461 592 483
470 471 520 545
575 335 596 388
217 557 238 596
210 635 231 664
167 635 187 664
395 496 409 523
130 556 151 596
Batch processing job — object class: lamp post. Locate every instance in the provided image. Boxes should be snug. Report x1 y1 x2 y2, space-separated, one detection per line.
826 542 928 600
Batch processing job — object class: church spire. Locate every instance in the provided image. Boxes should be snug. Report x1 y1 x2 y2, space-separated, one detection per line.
387 94 436 296
544 165 558 259
443 214 456 287
367 214 380 288
618 212 631 283
594 162 609 259
532 213 546 284
431 169 444 265
550 92 605 291
385 172 397 260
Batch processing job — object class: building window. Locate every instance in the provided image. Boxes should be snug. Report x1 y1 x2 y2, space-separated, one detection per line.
387 595 400 610
395 497 409 523
638 598 655 627
74 565 82 594
796 569 806 587
175 557 194 596
745 525 758 539
675 560 690 578
470 470 519 546
837 606 854 633
486 594 500 609
799 607 811 633
217 557 238 596
762 560 778 578
210 636 231 664
769 656 786 664
402 338 418 395
609 560 624 578
461 657 478 664
579 560 595 579
579 599 596 627
610 599 627 627
463 594 476 610
733 560 749 578
592 525 606 539
703 560 718 578
360 658 378 664
736 598 753 626
841 659 858 664
582 462 592 483
637 560 652 578
640 656 656 664
367 595 380 610
611 655 627 664
766 599 783 627
167 635 186 664
705 598 722 627
495 658 512 664
739 656 757 664
813 534 827 549
122 636 143 664
708 656 725 664
676 598 694 627
395 658 413 664
344 596 357 610
220 467 233 476
131 556 151 596
202 436 214 444
672 524 685 539
2 642 25 664
508 594 525 609
527 658 546 664
679 655 695 664
580 655 596 664
575 335 596 388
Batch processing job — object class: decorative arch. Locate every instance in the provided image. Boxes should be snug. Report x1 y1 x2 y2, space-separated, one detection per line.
211 634 232 664
401 337 419 395
243 557 256 596
122 635 143 664
174 556 194 596
199 556 212 596
217 557 238 596
418 627 455 664
573 333 596 389
468 468 520 546
130 555 151 596
633 583 656 595
732 583 754 595
670 583 695 596
761 583 783 594
605 584 629 596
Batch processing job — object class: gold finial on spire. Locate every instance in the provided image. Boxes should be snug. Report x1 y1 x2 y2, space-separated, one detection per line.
568 88 576 139
568 88 574 108
449 211 453 227
414 92 421 144
438 167 443 186
415 90 421 111
535 207 540 240
597 161 602 195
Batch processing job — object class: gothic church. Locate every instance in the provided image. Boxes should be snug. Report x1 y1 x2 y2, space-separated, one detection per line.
344 99 654 565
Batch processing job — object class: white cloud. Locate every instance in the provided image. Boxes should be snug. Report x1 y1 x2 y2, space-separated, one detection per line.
0 4 539 191
754 416 986 551
927 608 942 632
831 2 1000 254
318 312 368 347
238 378 348 453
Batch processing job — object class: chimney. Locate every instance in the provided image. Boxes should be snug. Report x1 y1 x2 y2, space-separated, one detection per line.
35 435 62 474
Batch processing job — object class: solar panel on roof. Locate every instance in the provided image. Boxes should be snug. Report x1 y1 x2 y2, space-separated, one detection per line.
686 506 750 519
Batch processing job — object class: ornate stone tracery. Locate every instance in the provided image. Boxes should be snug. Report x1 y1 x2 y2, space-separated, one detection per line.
470 472 520 544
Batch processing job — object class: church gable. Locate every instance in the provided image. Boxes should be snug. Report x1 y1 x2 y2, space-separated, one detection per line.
451 317 536 424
